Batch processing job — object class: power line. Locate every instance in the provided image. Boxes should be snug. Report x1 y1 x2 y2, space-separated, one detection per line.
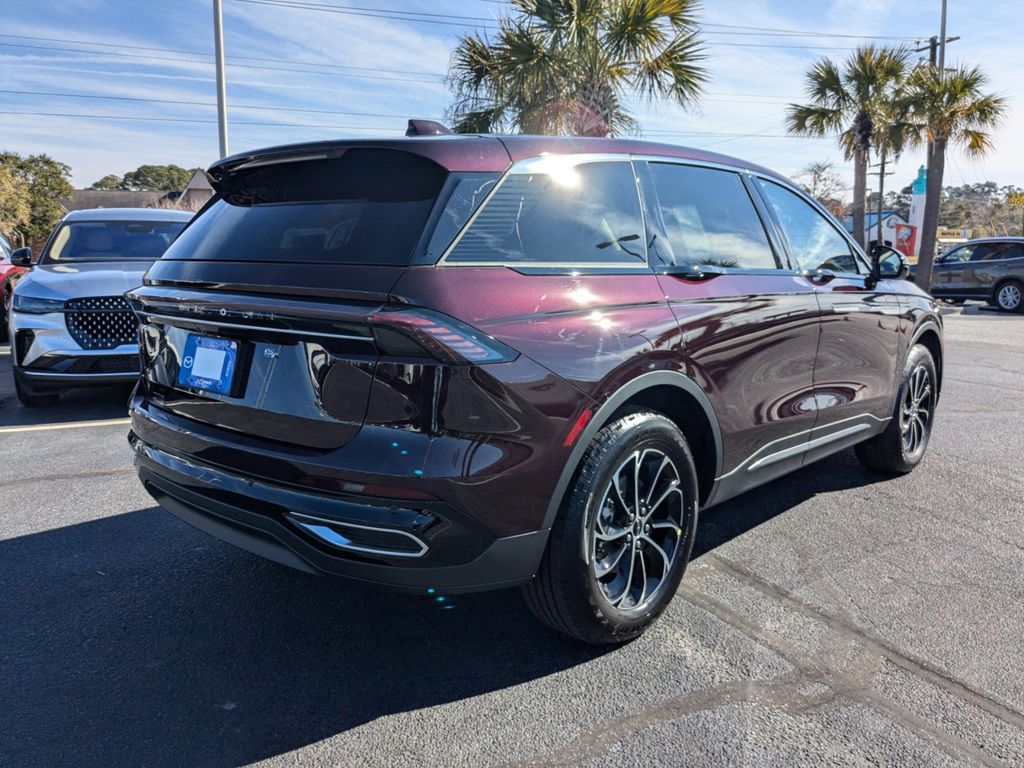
4 110 406 131
4 110 831 141
0 42 442 83
2 37 803 99
0 33 447 77
0 89 437 120
226 0 910 49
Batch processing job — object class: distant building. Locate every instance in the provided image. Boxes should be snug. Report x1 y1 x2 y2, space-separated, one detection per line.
845 209 909 248
59 171 214 214
177 169 214 211
60 189 168 211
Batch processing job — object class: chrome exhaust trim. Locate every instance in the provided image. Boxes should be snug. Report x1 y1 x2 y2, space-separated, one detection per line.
286 512 429 559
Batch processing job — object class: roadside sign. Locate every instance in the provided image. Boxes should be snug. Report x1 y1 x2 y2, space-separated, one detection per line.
1009 192 1024 207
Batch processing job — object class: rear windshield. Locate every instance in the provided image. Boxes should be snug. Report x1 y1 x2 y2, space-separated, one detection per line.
42 220 187 263
162 149 449 265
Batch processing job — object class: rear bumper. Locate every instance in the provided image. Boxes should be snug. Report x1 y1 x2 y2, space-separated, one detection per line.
130 432 549 593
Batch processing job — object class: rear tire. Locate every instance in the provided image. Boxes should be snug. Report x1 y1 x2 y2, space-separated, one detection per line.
523 411 699 644
14 371 59 407
994 280 1023 313
855 344 936 474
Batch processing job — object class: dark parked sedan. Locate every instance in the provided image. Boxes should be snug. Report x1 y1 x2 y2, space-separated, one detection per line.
922 237 1024 311
127 134 943 643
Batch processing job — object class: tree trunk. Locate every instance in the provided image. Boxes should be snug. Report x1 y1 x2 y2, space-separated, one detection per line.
852 145 867 249
916 138 946 293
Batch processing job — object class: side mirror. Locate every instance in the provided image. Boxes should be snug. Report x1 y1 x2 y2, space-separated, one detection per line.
10 246 32 267
870 245 910 282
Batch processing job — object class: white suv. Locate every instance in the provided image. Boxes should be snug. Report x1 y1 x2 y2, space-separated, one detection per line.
9 208 191 406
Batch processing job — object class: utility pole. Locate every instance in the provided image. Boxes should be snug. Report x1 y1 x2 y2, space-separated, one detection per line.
869 155 895 248
913 30 959 161
213 0 229 158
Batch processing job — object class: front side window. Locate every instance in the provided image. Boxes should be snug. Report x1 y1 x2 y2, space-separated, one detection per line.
445 161 645 265
757 180 863 274
941 245 973 263
42 220 187 263
647 163 778 270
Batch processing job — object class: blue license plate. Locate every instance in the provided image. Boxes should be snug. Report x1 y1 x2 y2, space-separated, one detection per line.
178 334 239 395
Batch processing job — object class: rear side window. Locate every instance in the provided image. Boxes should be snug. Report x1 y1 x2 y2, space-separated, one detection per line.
162 149 448 265
757 179 862 274
647 163 777 270
445 162 645 265
971 244 1010 261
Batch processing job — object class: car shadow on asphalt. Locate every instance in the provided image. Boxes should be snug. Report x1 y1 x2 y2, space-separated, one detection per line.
0 448 891 767
0 345 132 428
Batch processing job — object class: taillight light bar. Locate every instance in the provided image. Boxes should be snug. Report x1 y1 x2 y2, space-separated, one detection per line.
369 308 518 365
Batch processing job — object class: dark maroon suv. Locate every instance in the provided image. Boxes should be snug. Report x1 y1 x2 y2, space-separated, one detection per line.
127 135 942 643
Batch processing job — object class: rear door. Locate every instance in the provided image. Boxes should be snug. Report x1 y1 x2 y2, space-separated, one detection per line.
638 160 820 499
965 242 1018 298
753 178 902 455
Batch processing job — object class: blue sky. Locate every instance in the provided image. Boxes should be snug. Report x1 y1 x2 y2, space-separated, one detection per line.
2 0 1020 194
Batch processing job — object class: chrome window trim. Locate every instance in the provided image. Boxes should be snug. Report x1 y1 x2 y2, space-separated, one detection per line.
436 153 647 269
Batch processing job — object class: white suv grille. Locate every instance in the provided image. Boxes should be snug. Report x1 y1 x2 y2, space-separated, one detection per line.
65 296 138 350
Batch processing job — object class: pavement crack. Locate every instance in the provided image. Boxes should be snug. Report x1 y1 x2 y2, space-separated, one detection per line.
702 553 1024 731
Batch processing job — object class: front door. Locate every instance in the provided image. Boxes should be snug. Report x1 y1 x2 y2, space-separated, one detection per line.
638 161 821 502
754 178 902 464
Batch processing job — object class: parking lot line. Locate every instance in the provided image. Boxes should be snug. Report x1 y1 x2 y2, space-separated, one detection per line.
0 417 131 434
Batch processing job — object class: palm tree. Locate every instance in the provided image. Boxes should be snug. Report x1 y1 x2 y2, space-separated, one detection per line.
787 46 909 249
907 64 1006 292
446 0 706 137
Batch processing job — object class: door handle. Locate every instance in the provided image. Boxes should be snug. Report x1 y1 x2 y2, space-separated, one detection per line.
659 264 728 281
801 269 836 285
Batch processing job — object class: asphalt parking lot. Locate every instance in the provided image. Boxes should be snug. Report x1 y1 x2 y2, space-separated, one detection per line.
2 306 1023 767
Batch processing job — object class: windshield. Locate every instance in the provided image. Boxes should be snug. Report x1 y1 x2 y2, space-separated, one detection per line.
161 148 450 266
43 220 187 263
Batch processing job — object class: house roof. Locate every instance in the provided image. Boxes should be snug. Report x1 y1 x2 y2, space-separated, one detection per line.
62 189 167 211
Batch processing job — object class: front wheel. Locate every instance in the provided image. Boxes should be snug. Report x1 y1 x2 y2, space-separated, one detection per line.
994 280 1023 313
523 411 699 644
855 344 937 474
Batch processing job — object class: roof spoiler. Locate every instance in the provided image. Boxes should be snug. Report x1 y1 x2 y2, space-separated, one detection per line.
406 119 452 137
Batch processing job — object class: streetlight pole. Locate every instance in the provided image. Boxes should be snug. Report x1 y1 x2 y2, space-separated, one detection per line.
938 0 948 77
213 0 229 158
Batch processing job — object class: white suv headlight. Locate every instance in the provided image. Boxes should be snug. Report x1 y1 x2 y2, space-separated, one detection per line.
12 294 66 314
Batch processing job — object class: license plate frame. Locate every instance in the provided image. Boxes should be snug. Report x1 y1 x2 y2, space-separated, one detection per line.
177 333 241 396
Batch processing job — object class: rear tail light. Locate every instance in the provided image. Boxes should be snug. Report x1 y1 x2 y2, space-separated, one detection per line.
369 308 517 365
